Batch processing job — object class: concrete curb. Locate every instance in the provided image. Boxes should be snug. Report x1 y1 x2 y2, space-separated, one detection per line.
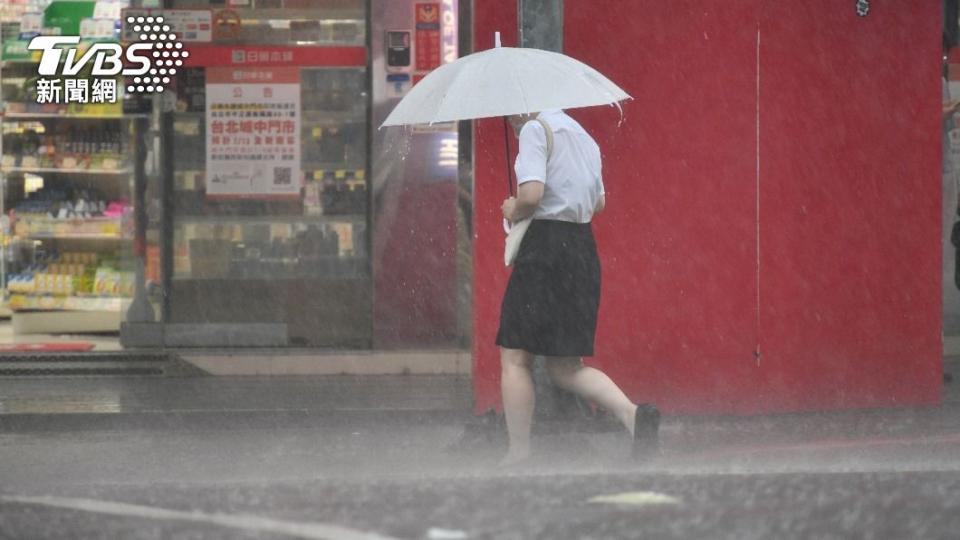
0 408 474 432
179 350 472 376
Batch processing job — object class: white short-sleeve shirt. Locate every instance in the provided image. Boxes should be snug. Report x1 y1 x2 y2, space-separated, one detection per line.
514 110 605 223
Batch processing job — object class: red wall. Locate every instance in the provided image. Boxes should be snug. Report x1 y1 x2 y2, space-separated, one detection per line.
756 1 942 411
473 1 942 415
473 0 520 413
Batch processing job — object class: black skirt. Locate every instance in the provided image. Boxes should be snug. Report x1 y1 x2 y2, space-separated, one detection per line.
496 219 601 357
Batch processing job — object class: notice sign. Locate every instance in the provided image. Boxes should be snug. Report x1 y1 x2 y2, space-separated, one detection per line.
415 3 441 71
205 67 301 199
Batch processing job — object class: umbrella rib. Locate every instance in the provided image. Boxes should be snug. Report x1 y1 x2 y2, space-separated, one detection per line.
432 51 488 123
509 51 531 114
429 65 454 124
415 61 457 124
567 58 621 105
539 50 628 108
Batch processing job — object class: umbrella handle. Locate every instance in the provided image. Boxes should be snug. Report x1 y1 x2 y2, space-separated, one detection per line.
503 118 515 237
503 117 515 197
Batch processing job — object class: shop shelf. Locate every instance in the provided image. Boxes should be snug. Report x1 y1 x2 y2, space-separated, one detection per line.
174 214 365 224
1 167 132 175
11 309 125 334
171 273 369 282
1 38 120 66
17 233 127 241
13 216 125 239
176 109 366 117
172 255 368 281
301 110 367 124
8 293 129 313
303 162 367 172
2 112 149 121
173 166 367 180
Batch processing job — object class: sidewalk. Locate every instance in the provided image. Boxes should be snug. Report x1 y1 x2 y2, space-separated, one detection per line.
0 360 956 439
0 375 474 430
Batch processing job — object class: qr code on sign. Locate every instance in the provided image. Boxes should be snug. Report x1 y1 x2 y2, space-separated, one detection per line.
273 167 292 185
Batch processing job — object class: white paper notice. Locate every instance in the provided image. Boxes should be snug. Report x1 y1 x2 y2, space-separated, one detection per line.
205 67 301 199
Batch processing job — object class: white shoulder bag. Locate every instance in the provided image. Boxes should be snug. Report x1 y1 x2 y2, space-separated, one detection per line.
504 117 553 266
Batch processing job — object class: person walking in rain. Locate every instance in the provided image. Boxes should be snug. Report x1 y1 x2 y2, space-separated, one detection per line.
497 109 660 465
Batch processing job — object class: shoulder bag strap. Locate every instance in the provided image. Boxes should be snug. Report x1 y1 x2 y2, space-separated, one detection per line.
535 117 554 162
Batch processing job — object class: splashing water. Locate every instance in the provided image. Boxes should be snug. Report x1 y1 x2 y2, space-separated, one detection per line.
382 126 414 163
612 100 628 127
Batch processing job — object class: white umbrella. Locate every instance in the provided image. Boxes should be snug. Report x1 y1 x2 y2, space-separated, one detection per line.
380 33 631 127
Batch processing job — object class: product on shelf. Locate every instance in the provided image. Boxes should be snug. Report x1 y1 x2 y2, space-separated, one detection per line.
306 121 364 166
5 250 131 298
1 124 127 170
177 220 364 280
12 183 128 221
320 178 367 215
302 69 365 112
174 68 206 113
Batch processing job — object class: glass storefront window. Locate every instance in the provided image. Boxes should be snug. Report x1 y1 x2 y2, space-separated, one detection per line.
157 0 372 347
0 0 468 351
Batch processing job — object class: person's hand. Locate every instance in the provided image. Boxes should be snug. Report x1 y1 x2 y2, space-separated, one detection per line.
502 197 517 222
944 99 960 119
594 194 606 215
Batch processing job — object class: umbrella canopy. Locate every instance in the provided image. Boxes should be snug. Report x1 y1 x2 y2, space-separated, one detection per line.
380 35 631 127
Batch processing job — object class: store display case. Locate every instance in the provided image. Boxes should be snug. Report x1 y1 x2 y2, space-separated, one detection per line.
0 1 143 335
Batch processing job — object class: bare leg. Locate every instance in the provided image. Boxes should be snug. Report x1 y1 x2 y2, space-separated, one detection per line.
545 357 638 436
500 347 535 464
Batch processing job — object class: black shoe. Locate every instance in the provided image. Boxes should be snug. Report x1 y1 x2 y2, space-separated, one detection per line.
632 403 660 460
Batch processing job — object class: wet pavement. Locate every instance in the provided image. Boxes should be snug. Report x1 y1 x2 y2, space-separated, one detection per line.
0 375 473 416
0 363 957 539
